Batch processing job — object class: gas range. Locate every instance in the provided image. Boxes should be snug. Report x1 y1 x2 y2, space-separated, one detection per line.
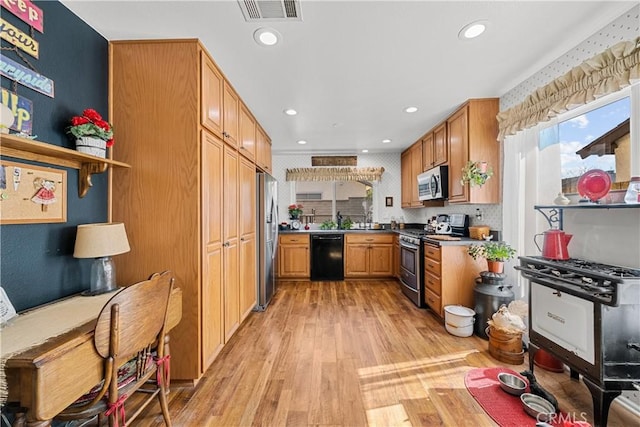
516 255 640 306
398 229 428 246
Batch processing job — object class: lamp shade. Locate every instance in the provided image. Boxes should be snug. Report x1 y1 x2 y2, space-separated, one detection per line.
73 223 130 258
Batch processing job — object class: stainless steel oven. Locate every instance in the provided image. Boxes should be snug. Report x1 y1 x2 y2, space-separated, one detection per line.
399 232 424 307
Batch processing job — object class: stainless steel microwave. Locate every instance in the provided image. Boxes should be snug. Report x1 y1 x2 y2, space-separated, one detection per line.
417 165 448 201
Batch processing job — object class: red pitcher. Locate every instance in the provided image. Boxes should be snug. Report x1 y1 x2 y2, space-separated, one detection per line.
534 229 572 260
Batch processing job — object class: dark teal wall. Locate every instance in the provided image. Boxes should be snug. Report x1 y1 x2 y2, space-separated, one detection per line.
1 1 108 311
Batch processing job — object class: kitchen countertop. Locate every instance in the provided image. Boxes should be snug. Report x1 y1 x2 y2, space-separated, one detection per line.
279 228 484 246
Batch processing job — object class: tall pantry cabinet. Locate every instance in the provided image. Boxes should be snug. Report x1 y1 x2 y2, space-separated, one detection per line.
109 39 262 382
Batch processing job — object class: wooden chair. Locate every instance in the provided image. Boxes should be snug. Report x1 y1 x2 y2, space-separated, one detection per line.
55 271 174 426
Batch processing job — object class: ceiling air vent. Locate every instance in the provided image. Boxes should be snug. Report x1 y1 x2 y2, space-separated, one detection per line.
237 0 302 22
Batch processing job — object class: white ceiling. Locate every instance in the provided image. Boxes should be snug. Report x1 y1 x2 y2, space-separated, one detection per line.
61 0 636 155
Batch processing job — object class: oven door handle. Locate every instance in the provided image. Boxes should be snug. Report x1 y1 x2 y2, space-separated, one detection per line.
400 241 419 251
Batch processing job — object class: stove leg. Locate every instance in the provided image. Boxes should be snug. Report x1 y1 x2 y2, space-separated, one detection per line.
528 343 538 374
583 377 620 427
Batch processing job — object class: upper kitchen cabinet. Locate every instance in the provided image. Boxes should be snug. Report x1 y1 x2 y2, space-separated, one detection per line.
447 98 500 204
238 102 256 161
222 81 240 148
401 141 425 208
422 122 447 171
201 52 223 139
256 124 272 174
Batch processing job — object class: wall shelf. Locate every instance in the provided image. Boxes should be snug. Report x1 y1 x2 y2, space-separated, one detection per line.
0 134 130 198
534 203 639 229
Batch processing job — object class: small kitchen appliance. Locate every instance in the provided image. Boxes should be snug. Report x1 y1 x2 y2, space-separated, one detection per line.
534 229 572 260
516 256 640 427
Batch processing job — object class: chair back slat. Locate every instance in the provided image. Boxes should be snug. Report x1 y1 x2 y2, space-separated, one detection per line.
94 271 172 359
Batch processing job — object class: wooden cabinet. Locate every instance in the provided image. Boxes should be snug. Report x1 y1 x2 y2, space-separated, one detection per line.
401 143 424 208
239 102 256 161
201 52 223 139
256 125 272 173
447 99 500 204
239 156 256 321
344 234 394 277
423 242 485 318
222 81 239 148
393 234 400 279
433 123 447 166
110 39 269 383
278 234 310 278
201 131 224 368
422 133 434 171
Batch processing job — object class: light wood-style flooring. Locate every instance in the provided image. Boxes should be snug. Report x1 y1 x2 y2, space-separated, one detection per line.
135 280 636 426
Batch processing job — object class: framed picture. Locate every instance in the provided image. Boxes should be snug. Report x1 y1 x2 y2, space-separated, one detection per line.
385 196 393 207
0 160 67 224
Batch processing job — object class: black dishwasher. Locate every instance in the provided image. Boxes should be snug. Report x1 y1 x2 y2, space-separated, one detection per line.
311 234 344 281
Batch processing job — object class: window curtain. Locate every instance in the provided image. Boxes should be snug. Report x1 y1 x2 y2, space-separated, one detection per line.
285 167 384 182
497 37 640 142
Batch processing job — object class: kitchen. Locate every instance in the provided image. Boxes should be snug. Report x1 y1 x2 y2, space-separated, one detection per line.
1 1 639 426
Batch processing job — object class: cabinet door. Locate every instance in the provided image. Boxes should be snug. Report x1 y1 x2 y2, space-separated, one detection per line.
344 244 369 277
201 53 223 139
223 81 239 148
256 126 272 173
239 102 256 161
447 106 469 203
239 234 256 320
279 244 309 277
401 151 412 207
410 143 423 207
422 133 434 171
223 145 240 341
369 244 393 276
201 131 224 368
393 239 400 278
433 123 447 166
239 157 256 236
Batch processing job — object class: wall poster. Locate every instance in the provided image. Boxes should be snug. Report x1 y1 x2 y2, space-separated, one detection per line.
0 160 66 224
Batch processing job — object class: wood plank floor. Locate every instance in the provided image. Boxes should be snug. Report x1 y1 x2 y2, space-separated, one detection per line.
135 280 637 426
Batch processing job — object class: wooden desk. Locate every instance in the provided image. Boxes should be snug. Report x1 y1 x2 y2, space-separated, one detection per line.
2 287 182 426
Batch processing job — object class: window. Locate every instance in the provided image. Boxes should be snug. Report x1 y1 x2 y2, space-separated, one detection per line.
294 180 372 224
538 93 632 196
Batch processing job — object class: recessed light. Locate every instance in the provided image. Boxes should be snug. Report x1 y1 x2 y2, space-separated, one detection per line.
297 140 307 145
362 149 369 153
284 109 297 116
382 139 392 144
404 106 418 113
458 20 488 40
254 27 281 46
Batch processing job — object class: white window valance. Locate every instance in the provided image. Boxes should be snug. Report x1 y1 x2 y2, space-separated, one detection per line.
286 167 385 182
497 37 640 142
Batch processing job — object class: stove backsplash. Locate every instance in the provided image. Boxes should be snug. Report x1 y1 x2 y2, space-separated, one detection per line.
561 208 640 269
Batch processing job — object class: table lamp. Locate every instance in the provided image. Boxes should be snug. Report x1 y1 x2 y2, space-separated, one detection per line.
73 222 130 295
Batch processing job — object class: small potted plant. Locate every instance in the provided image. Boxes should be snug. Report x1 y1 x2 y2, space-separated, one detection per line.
467 241 516 273
287 203 303 219
67 108 114 158
461 160 493 187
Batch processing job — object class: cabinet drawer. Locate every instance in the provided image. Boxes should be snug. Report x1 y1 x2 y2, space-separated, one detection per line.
279 234 309 245
424 271 441 295
346 233 394 244
423 244 441 261
424 257 441 276
424 288 442 317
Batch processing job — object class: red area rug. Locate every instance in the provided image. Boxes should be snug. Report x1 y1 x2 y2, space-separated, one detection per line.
465 367 552 427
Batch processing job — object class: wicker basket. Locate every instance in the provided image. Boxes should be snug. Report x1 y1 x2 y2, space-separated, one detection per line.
469 226 490 240
487 326 524 365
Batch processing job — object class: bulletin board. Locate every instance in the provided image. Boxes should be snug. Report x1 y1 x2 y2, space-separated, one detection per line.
0 160 67 224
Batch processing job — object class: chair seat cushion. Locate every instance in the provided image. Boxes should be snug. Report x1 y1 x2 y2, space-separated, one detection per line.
71 359 138 406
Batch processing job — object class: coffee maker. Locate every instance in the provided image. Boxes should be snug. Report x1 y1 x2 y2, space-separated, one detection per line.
449 213 470 237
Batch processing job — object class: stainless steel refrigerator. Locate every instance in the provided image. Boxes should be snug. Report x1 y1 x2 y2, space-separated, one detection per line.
255 172 278 311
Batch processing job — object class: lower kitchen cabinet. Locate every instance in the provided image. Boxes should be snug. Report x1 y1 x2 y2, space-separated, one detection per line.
345 233 394 277
278 234 310 278
423 241 485 318
393 234 400 278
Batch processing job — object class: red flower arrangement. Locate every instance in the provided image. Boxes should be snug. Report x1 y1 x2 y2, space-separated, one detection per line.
68 108 114 147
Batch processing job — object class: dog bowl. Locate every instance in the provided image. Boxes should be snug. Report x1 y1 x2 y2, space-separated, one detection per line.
497 372 527 396
520 393 556 421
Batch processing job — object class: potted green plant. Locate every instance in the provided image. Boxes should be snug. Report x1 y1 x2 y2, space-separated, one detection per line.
467 241 516 273
287 203 303 219
460 160 493 187
340 216 353 230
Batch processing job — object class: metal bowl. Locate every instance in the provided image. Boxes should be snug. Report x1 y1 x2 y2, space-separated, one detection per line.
497 372 527 396
520 393 556 421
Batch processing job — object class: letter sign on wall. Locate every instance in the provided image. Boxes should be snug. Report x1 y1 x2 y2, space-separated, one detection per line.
1 0 44 33
0 54 54 97
0 18 39 58
1 88 33 134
